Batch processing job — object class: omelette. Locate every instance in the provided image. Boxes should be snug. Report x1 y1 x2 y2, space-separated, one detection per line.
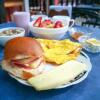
36 39 82 64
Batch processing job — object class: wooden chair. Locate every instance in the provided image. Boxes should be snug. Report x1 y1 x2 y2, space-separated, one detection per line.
49 9 69 17
48 5 72 17
72 9 100 27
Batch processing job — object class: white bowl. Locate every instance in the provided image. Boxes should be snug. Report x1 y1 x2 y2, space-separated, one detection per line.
0 27 25 46
29 20 74 40
82 38 100 53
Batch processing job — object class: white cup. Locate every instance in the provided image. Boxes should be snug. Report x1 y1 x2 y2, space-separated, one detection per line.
12 11 30 34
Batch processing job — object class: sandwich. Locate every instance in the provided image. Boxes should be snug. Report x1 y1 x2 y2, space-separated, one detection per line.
1 37 45 79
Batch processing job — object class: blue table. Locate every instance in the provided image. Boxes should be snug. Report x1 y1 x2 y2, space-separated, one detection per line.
0 23 100 100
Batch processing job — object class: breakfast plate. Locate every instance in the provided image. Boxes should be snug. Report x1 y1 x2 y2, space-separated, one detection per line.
9 51 92 89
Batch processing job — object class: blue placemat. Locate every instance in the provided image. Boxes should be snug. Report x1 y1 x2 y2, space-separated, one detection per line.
0 22 100 100
0 22 16 29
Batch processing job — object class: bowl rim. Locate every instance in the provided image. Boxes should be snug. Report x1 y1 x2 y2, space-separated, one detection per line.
31 14 48 18
29 21 69 30
0 27 25 37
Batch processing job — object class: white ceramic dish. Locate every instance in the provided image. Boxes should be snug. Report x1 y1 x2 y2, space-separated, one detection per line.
9 51 92 89
81 38 100 53
0 27 25 46
29 19 74 40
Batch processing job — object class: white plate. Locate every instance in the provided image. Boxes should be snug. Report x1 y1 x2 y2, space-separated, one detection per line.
9 51 92 89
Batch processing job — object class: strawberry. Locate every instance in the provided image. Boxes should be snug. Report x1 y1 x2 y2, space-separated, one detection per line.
33 17 42 27
39 21 47 27
39 19 53 28
46 23 54 28
44 19 53 25
54 21 63 28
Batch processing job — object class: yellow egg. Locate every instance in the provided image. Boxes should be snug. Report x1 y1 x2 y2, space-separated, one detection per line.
36 39 81 64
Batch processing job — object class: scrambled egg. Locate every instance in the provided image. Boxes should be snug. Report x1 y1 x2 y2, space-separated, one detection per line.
36 39 81 64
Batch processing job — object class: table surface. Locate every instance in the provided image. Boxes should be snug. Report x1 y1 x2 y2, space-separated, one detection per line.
0 23 100 100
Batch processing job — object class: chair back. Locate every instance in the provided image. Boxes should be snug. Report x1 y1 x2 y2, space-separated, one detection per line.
49 5 72 17
79 9 100 27
49 9 69 17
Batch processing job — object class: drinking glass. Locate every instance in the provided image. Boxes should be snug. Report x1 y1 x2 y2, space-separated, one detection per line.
13 11 30 34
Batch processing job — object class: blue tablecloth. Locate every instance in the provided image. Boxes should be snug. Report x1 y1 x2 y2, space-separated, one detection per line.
0 23 100 100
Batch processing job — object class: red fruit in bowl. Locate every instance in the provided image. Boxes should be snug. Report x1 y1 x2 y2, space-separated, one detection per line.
39 21 47 27
33 17 42 27
54 21 63 28
39 19 53 28
44 19 53 25
46 23 54 28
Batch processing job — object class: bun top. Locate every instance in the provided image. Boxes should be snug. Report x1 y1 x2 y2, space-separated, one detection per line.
4 37 43 60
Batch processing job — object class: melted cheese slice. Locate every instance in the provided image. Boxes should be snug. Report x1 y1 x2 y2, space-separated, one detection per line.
28 60 87 90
